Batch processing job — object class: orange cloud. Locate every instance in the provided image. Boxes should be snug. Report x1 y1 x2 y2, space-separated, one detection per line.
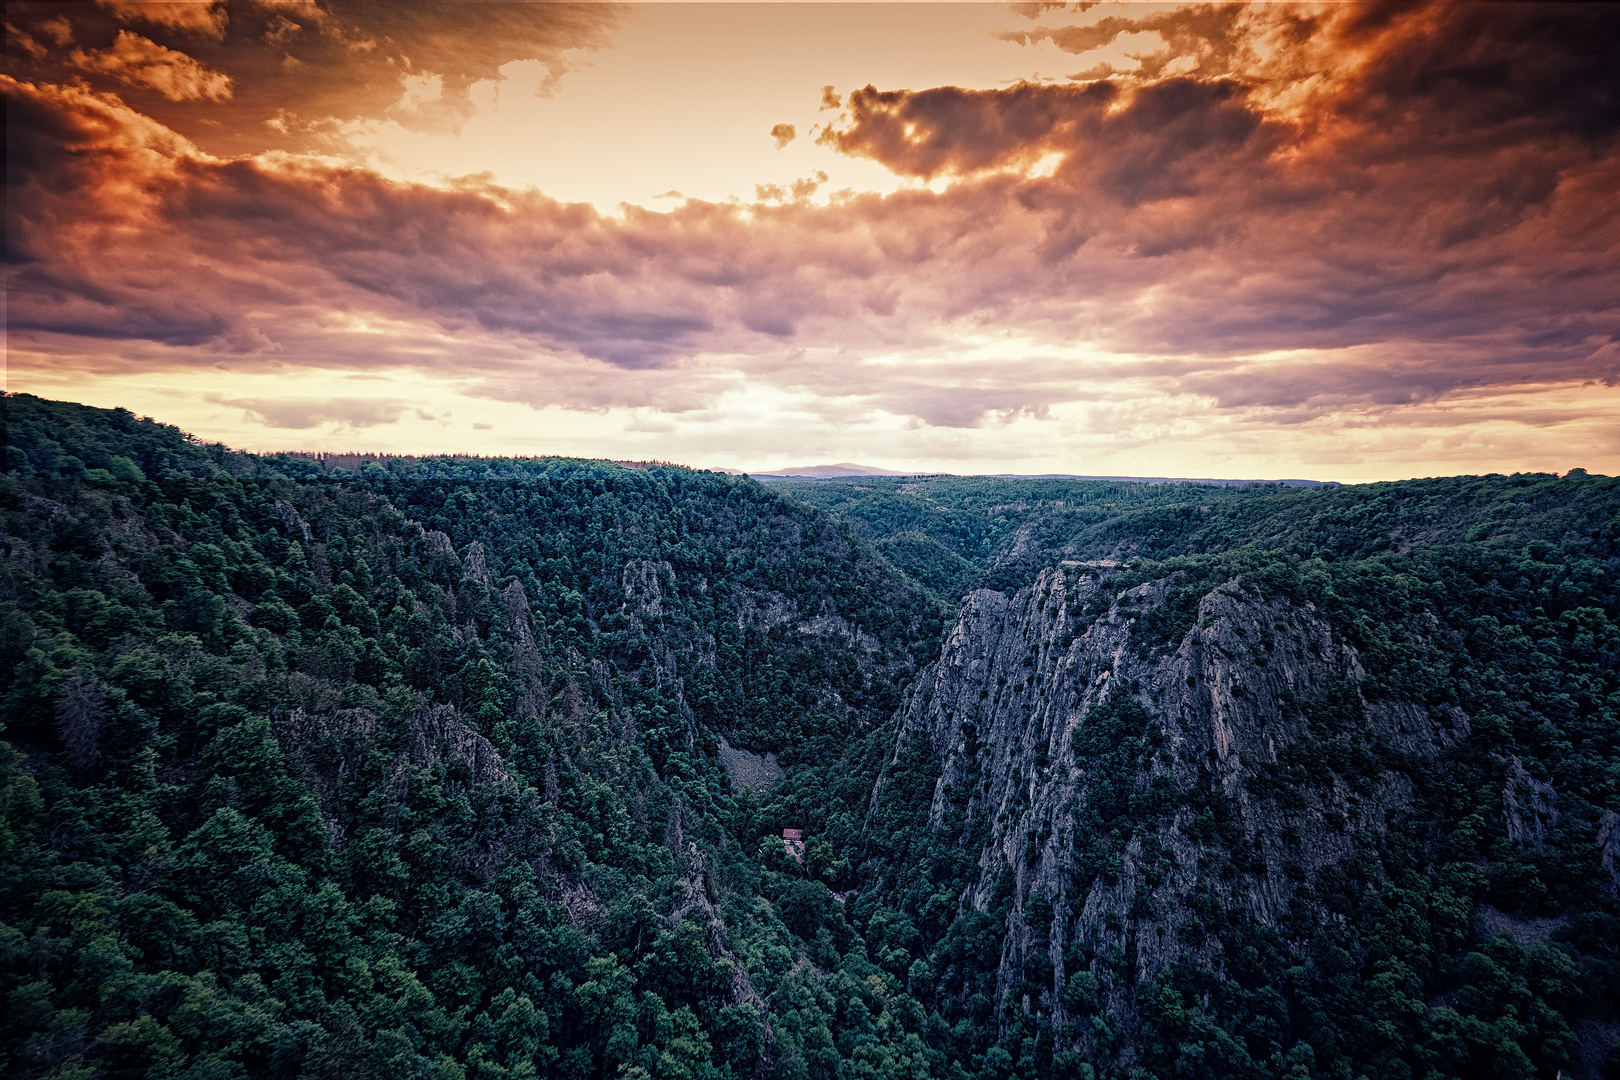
998 3 1258 82
96 0 228 40
70 30 232 101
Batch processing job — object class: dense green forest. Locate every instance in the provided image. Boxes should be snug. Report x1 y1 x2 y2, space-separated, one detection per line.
1 394 949 1080
767 472 1606 604
3 393 1618 1079
761 474 1241 601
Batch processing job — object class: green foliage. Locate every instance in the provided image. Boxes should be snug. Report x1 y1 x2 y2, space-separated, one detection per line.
771 475 1303 602
0 394 950 1080
853 474 1620 1080
3 393 263 480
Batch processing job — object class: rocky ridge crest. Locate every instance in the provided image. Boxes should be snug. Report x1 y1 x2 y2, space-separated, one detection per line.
879 565 1474 1060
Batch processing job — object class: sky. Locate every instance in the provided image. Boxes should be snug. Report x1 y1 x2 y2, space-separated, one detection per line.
5 1 1619 481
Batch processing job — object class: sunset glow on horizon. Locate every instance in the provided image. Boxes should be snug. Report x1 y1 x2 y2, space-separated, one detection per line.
6 1 1619 481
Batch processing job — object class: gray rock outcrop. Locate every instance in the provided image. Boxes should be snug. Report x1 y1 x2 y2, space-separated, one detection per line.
874 565 1472 1064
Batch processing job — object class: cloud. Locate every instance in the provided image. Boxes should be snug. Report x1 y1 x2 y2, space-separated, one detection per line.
1008 3 1077 21
207 394 409 429
624 414 677 434
97 1 229 40
253 0 321 19
821 76 1264 198
770 123 796 149
4 0 1619 444
39 17 74 48
997 4 1257 82
1334 2 1620 142
6 1 631 155
70 31 233 102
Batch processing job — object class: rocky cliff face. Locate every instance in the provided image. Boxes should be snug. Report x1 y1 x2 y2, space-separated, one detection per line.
876 565 1472 1065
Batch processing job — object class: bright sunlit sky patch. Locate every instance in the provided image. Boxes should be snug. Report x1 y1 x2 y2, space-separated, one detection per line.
342 4 1100 212
5 1 1618 480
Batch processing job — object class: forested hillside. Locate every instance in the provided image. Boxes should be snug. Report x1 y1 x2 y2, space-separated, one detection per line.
770 473 1614 606
4 393 1619 1080
763 475 1260 602
1 394 949 1080
848 471 1620 1080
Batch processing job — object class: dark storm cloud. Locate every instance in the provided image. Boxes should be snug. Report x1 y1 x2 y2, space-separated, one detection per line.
824 76 1264 208
1330 1 1620 141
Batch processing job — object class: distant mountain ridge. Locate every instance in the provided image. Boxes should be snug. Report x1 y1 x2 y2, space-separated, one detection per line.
729 462 1340 485
720 462 925 478
986 473 1339 488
